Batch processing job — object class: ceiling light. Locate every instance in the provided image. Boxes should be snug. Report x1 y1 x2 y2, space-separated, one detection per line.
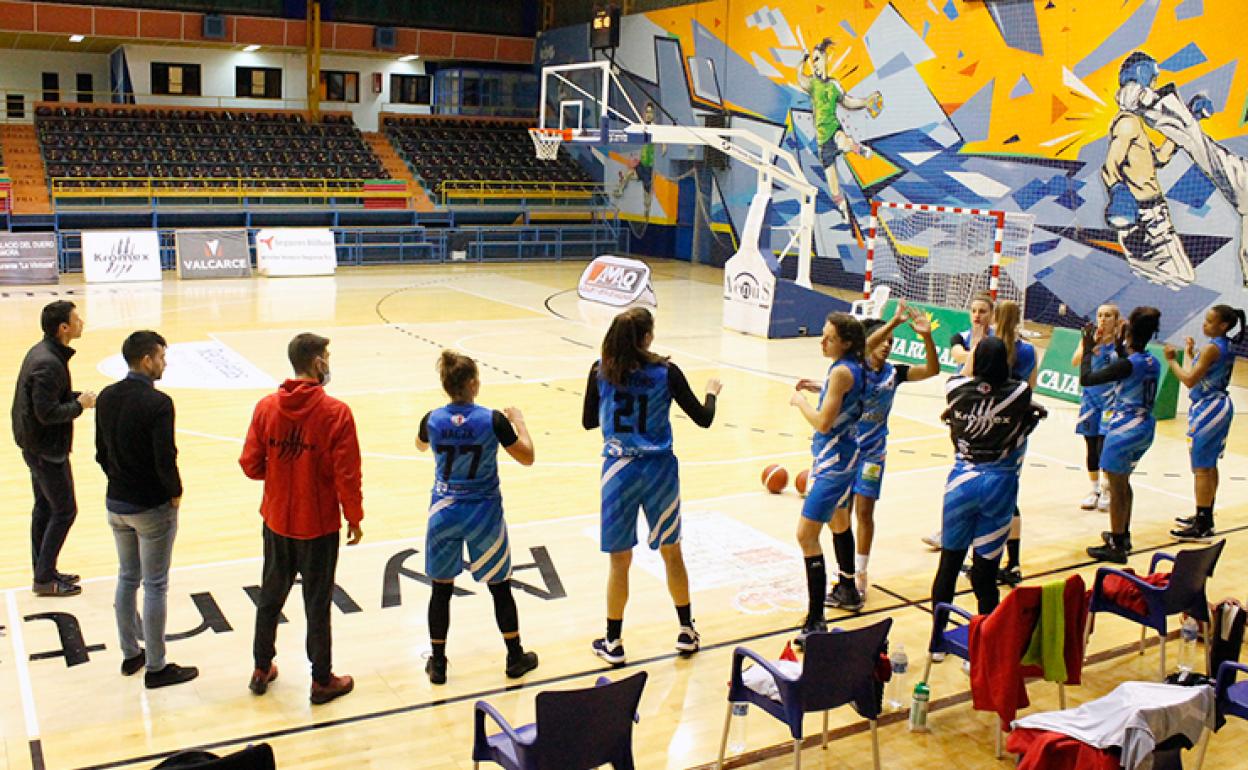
242 44 261 52
69 35 85 43
399 54 418 62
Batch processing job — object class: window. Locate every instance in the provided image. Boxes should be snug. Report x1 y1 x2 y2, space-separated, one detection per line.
389 74 431 105
6 93 24 119
42 72 59 103
319 70 359 103
76 73 93 103
152 63 202 96
235 66 282 99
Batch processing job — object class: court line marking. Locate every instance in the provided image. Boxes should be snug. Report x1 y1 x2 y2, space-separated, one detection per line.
5 588 44 768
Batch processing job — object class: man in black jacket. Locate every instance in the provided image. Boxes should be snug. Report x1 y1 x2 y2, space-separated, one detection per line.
11 300 95 597
95 330 197 688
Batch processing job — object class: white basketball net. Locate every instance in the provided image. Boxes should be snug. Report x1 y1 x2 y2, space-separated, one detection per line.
529 128 564 161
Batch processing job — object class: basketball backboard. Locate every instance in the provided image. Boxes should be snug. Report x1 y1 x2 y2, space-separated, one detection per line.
539 60 643 143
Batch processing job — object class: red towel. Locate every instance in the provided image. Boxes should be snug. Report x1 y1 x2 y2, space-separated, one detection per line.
969 575 1088 728
1007 727 1120 770
1101 570 1170 616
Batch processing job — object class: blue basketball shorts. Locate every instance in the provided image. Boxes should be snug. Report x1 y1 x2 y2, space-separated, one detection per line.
1075 392 1111 437
425 494 512 583
851 454 886 500
940 465 1017 560
1100 412 1156 475
1188 395 1233 470
600 453 681 553
800 447 860 523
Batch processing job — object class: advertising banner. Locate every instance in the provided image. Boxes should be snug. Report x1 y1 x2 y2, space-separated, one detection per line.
81 230 162 283
577 255 656 306
175 229 251 280
881 299 970 373
1036 327 1182 420
254 228 336 277
0 233 58 285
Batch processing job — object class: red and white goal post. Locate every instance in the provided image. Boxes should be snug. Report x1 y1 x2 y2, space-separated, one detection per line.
862 200 1033 317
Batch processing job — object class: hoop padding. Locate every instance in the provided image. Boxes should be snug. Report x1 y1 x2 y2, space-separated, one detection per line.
529 128 569 161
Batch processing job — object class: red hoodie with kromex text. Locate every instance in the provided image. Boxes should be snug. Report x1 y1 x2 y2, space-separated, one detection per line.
239 379 363 540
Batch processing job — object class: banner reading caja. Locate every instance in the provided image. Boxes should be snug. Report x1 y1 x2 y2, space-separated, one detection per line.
1035 327 1182 420
0 233 58 285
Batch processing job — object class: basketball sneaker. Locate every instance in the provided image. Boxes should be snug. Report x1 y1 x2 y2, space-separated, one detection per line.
675 625 701 657
1086 542 1128 564
591 637 626 667
1080 490 1100 510
425 655 448 685
794 618 827 650
1100 530 1133 553
855 571 870 602
921 531 942 551
998 565 1023 587
505 650 539 679
1170 519 1215 542
1097 490 1111 512
824 581 864 612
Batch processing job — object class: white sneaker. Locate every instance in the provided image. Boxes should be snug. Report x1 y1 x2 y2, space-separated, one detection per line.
855 571 869 602
1098 491 1111 512
1080 490 1100 510
921 531 942 551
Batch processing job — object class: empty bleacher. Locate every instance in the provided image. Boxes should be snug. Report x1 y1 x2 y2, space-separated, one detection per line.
383 115 594 204
35 105 389 194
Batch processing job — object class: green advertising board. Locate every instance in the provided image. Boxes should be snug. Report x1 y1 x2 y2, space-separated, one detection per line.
1034 327 1183 420
880 299 970 373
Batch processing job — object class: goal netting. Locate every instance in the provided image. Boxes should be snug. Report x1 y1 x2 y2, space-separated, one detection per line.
864 201 1034 315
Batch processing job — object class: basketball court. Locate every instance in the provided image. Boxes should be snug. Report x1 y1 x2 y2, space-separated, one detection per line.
2 260 1246 769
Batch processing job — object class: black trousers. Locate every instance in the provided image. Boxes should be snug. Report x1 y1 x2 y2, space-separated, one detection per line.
24 450 78 585
252 525 340 684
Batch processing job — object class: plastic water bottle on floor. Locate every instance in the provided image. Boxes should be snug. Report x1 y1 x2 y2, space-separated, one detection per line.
886 644 909 711
1178 617 1199 675
728 702 748 753
908 681 930 733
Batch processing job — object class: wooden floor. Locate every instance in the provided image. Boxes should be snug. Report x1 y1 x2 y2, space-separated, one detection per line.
0 260 1245 769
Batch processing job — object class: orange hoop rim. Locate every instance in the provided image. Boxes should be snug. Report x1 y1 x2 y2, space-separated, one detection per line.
529 127 573 141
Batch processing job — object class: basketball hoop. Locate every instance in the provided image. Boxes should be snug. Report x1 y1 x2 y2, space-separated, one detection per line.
529 127 570 161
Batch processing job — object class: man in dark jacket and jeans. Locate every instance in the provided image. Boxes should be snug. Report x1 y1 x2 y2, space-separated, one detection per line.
240 332 363 705
11 300 95 597
96 330 198 688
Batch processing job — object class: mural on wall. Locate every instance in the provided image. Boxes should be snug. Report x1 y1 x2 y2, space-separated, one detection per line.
537 0 1248 342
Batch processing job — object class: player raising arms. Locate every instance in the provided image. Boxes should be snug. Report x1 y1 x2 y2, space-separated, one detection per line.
1164 304 1246 541
1072 304 1122 512
1080 307 1162 563
790 313 867 643
932 337 1046 614
415 351 538 685
582 307 721 666
824 301 939 611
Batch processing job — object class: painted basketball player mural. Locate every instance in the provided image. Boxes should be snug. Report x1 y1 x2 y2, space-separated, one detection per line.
796 37 883 221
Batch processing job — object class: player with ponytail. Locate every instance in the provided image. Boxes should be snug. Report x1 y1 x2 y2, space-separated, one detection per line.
1164 304 1245 540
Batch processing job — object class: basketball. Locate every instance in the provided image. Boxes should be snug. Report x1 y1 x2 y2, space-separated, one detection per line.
761 464 789 493
795 469 810 497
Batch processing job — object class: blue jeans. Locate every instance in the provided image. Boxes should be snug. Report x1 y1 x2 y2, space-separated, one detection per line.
108 502 178 671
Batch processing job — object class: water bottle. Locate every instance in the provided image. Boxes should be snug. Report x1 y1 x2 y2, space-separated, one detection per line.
886 644 909 711
908 681 930 733
728 702 749 753
1178 617 1199 674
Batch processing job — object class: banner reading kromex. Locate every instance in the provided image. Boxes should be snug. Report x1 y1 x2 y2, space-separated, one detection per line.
0 233 58 285
175 229 251 280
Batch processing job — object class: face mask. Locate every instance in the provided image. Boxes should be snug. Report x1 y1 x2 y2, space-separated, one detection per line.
318 367 332 386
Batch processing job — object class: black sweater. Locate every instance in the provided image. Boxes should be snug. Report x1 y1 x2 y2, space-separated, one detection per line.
95 373 182 508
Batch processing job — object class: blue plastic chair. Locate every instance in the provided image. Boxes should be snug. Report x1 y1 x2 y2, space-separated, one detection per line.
1087 541 1224 679
716 618 891 770
922 602 972 683
472 671 646 770
1192 660 1248 769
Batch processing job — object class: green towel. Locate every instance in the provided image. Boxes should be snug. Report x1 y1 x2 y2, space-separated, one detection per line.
1021 581 1067 682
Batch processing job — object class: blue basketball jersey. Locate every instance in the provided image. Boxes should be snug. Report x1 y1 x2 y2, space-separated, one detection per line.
856 362 909 459
597 361 675 457
810 359 865 474
1190 336 1233 403
1012 340 1037 382
1113 351 1161 416
1083 343 1119 401
426 404 502 499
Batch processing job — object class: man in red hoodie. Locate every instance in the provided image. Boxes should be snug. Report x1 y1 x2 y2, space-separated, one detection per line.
240 332 363 705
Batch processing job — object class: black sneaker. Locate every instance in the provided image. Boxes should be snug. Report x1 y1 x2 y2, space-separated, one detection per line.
1174 515 1195 527
824 581 864 612
1170 520 1214 542
794 618 827 650
998 565 1023 587
505 650 538 678
425 655 448 685
1087 542 1129 564
675 625 700 657
145 663 199 689
121 651 145 676
591 637 626 667
1101 530 1133 553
